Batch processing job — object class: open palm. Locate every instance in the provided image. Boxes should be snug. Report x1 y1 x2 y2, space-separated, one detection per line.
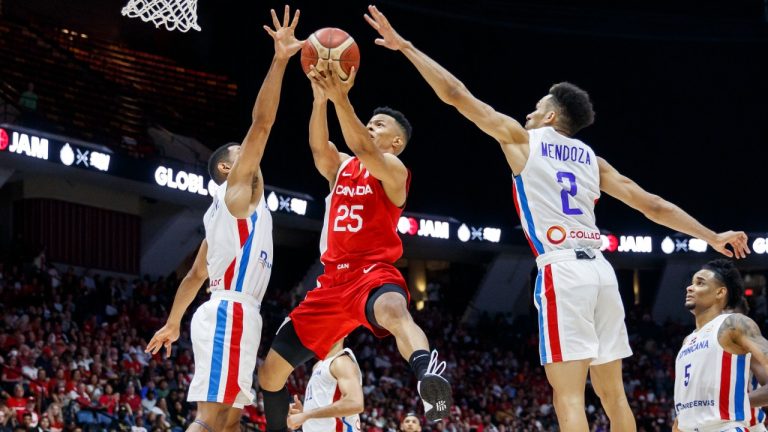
364 5 407 51
264 5 303 59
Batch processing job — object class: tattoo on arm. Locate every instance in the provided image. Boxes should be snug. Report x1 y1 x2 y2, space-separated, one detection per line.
719 313 768 356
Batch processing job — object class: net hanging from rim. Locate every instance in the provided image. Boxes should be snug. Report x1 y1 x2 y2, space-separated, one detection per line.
121 0 201 33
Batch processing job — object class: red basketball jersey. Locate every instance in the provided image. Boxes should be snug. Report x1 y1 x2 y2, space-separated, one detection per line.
319 157 409 270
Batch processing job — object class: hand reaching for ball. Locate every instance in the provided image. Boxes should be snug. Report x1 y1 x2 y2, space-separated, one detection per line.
264 5 304 60
308 64 357 103
364 5 408 51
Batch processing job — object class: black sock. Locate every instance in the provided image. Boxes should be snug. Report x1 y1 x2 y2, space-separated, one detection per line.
262 386 290 432
409 349 430 381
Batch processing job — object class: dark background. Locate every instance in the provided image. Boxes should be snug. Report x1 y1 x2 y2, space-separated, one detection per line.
8 0 768 236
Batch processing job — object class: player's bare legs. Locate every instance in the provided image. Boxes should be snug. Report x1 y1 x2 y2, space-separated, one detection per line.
190 402 240 432
589 359 636 432
544 360 591 432
259 349 295 392
373 291 452 421
373 292 429 358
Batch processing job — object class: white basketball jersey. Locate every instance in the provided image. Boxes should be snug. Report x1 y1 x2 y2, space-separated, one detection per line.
512 127 601 256
303 349 362 432
750 373 767 430
674 313 753 431
203 181 273 300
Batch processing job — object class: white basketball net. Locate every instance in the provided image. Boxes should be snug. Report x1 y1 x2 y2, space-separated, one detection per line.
121 0 201 33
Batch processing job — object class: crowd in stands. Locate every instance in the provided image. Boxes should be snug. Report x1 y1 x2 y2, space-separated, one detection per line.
0 249 733 432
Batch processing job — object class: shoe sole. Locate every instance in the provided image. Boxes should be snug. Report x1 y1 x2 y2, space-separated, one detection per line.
420 375 453 422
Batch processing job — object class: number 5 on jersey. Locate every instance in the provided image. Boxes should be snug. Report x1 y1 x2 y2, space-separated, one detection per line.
333 205 363 232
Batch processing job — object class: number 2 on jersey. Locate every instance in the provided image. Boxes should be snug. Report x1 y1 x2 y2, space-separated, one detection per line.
556 171 583 216
333 205 363 232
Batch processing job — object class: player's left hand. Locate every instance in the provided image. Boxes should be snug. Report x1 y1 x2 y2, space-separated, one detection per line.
711 230 751 259
264 5 303 60
145 322 180 358
308 65 356 103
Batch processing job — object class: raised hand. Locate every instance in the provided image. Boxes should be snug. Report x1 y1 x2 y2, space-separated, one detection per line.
308 64 357 103
145 322 180 358
264 5 303 59
309 77 327 101
364 5 408 51
710 231 751 259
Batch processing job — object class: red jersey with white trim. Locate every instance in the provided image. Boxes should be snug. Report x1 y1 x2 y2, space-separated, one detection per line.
203 181 273 300
319 157 409 269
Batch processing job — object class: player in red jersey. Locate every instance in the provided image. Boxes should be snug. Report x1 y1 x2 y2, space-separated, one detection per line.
258 66 452 430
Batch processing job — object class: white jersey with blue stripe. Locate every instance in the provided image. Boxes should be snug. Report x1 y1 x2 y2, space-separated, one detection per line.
750 374 767 430
674 313 753 431
303 348 362 432
203 181 273 300
512 127 601 256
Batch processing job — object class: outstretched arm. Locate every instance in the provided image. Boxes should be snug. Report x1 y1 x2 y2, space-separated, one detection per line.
308 80 349 186
719 314 768 406
226 6 303 218
598 157 750 259
364 5 529 172
309 66 408 206
145 239 208 358
287 355 364 429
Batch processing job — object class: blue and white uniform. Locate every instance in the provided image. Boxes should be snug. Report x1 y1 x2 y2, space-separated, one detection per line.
187 181 273 408
674 313 753 432
302 348 362 432
512 127 630 365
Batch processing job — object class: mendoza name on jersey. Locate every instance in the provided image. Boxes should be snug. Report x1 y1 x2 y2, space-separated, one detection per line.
541 142 592 165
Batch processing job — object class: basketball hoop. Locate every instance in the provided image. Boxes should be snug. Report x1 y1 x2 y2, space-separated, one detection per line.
121 0 201 33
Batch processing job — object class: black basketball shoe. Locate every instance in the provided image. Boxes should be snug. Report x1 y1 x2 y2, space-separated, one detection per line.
417 350 452 422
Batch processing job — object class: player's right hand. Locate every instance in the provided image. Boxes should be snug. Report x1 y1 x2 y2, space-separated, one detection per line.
287 395 306 430
364 5 407 51
145 322 180 358
711 230 751 259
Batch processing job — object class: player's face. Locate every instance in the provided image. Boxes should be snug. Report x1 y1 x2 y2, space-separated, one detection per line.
685 269 726 312
367 114 403 154
401 416 421 432
525 95 556 130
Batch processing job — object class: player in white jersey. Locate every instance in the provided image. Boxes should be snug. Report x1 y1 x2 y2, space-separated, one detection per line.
729 298 768 431
363 6 751 432
144 6 304 432
285 340 364 432
674 259 768 432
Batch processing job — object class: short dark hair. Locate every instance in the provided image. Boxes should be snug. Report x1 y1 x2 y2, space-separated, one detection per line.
703 259 745 309
373 106 412 143
548 82 595 135
207 143 238 185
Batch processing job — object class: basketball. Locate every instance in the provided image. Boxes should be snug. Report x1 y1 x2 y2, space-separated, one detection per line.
301 27 360 81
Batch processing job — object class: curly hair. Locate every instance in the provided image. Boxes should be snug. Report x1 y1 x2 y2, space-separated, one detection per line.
703 258 745 309
548 82 596 135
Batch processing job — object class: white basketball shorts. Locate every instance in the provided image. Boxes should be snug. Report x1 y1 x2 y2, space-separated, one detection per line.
187 290 262 408
533 249 632 365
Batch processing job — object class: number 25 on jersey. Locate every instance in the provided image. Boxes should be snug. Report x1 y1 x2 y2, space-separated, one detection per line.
333 205 363 232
